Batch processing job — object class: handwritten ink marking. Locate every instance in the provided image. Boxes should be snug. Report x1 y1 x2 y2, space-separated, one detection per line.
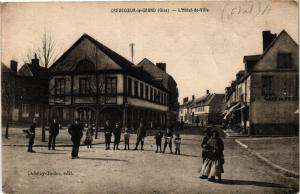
221 1 271 22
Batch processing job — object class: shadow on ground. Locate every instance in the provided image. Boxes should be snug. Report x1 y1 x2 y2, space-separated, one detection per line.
78 157 128 162
219 179 296 190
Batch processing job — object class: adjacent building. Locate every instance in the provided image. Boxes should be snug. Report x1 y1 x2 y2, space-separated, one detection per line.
49 34 173 129
179 91 225 125
2 56 49 126
137 58 179 127
224 30 299 135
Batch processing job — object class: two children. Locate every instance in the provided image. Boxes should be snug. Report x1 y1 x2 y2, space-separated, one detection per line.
155 128 181 155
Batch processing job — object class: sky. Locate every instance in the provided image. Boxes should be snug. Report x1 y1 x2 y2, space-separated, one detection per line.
1 1 298 103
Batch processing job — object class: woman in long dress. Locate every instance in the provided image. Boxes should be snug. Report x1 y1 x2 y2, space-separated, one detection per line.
200 130 224 182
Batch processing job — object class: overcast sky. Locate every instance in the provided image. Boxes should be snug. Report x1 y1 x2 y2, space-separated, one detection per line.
2 1 298 103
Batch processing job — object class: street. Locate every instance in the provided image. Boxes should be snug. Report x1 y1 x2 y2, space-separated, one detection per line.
2 129 298 194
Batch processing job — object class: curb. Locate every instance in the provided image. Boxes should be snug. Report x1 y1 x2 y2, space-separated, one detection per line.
235 139 299 178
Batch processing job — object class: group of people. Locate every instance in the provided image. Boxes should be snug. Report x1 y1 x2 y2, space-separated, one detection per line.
26 118 182 159
199 127 225 183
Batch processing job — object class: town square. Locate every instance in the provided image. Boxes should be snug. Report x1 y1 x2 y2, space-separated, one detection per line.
1 1 299 194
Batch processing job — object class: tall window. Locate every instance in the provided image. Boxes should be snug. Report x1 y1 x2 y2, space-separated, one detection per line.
145 85 149 100
158 91 161 104
55 78 65 95
21 104 29 118
262 76 273 96
128 78 132 96
140 83 144 99
150 87 153 101
154 89 157 103
79 77 91 95
296 76 299 96
134 81 138 97
277 53 293 68
105 77 117 104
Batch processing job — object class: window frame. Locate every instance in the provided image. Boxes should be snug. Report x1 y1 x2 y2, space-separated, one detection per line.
55 78 66 95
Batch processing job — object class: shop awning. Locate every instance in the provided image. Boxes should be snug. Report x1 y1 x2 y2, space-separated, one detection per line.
223 103 241 119
234 104 246 111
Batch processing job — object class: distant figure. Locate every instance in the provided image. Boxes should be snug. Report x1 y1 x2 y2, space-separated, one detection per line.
196 116 200 127
134 121 147 150
162 128 173 154
201 120 204 127
200 130 224 182
154 130 163 153
201 128 211 163
113 122 121 150
68 119 83 159
124 128 130 150
48 118 59 150
104 120 112 150
27 118 37 153
174 133 181 155
84 124 94 148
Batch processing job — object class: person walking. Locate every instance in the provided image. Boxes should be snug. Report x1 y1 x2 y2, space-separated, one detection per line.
68 119 83 159
48 118 59 150
124 128 130 150
113 122 121 150
200 130 224 182
104 120 112 150
134 121 146 150
174 133 181 155
162 128 173 154
27 118 37 153
201 128 211 163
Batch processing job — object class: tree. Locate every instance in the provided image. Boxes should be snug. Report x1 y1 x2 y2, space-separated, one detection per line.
38 31 58 69
2 75 14 139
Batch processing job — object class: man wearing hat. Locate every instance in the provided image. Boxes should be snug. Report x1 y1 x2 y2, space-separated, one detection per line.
201 127 211 163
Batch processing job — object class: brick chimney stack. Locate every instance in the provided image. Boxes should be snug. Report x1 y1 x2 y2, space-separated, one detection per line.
10 60 18 72
206 90 210 94
31 53 39 67
263 31 277 51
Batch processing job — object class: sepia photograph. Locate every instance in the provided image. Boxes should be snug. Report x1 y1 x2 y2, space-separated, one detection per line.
1 1 299 193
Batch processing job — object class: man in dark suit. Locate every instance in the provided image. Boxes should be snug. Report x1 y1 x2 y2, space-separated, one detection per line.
68 119 83 159
134 121 147 151
28 118 37 153
48 118 59 150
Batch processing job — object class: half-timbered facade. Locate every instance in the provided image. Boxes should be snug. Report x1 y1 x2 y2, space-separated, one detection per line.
49 34 170 129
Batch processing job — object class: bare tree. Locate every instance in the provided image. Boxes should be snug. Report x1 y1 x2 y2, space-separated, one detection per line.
38 31 58 69
2 76 14 139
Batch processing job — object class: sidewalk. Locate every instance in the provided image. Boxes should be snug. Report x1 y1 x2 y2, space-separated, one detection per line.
235 136 299 178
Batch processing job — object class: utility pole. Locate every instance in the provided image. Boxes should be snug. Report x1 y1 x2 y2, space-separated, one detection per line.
129 43 135 64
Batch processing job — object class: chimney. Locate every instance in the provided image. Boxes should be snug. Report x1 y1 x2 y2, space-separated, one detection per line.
156 63 166 72
10 60 18 72
192 95 195 101
263 31 277 51
206 90 210 95
31 53 39 67
183 97 189 104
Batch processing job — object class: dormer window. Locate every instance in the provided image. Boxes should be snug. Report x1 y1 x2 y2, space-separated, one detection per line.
277 52 293 68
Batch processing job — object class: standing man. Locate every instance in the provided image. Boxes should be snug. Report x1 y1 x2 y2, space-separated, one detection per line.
162 128 173 154
180 119 184 131
27 118 37 153
48 118 59 150
68 119 83 159
134 121 146 150
104 120 112 150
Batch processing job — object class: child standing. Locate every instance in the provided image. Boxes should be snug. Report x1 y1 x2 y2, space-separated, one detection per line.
154 131 163 153
174 133 181 155
124 128 130 150
85 124 94 148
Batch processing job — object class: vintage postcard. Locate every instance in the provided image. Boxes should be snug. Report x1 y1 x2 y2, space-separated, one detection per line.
1 1 299 194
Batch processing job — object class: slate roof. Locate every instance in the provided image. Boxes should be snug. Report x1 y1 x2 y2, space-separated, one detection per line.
50 34 168 92
1 63 13 73
18 63 48 79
